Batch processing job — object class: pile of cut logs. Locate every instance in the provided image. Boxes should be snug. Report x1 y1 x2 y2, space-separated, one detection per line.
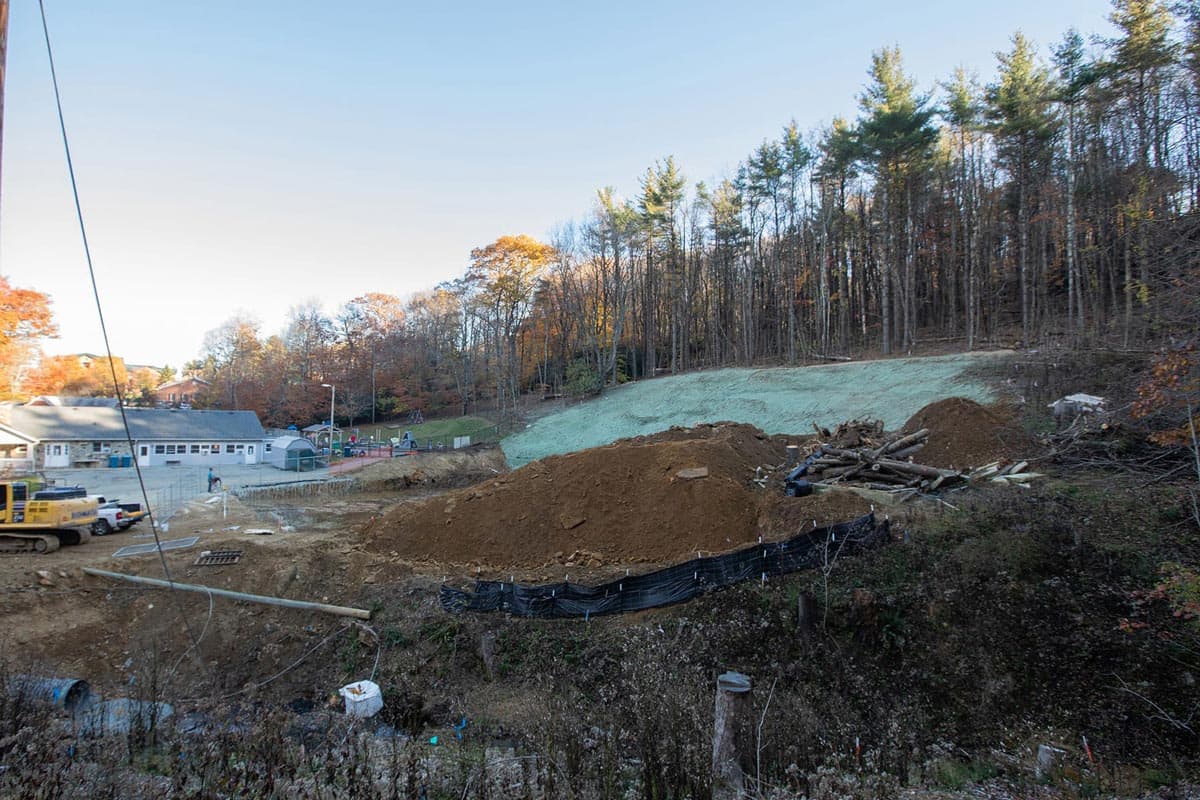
801 423 963 491
794 418 1040 493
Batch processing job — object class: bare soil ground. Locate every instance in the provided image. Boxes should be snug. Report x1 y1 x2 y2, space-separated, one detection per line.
902 397 1032 469
0 448 508 689
363 422 871 579
0 410 917 692
0 405 1043 686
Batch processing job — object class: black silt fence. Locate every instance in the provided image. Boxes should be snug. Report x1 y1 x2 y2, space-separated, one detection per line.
440 512 888 618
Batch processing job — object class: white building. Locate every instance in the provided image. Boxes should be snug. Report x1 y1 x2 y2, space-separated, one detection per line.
0 406 266 470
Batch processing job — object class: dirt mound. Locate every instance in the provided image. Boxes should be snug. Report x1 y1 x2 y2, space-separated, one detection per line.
903 397 1031 469
345 447 509 490
362 423 870 572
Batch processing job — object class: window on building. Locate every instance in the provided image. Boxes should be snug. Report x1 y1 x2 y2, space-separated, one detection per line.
235 444 245 452
190 445 200 454
154 445 165 454
248 445 255 455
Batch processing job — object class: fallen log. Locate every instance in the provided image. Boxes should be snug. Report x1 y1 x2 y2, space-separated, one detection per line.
886 442 926 461
874 458 958 479
822 446 873 461
873 428 929 458
819 464 866 479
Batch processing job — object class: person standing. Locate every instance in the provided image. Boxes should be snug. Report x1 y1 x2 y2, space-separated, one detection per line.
207 467 215 492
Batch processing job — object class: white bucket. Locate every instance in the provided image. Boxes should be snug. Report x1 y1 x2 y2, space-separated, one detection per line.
338 680 383 718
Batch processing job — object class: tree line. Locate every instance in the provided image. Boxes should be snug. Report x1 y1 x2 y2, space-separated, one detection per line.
13 1 1194 430
199 1 1200 426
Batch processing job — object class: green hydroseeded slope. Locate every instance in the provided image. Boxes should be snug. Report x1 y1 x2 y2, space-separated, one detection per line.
501 352 1009 467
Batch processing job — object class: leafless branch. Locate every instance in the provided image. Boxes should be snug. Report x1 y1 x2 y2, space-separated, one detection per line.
1111 676 1196 735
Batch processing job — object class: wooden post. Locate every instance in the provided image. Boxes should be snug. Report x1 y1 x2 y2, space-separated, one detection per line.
712 671 751 800
0 0 9 246
479 631 498 681
797 591 816 638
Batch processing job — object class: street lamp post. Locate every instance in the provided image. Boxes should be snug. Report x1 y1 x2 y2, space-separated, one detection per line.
320 383 335 456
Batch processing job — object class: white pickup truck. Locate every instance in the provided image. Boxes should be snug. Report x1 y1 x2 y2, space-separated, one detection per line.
88 495 147 536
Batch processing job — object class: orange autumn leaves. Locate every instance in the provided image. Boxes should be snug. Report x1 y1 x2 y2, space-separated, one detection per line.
1134 344 1200 447
0 276 57 400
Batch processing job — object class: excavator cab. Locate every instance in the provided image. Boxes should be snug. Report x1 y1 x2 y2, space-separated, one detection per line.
9 482 27 522
0 482 27 522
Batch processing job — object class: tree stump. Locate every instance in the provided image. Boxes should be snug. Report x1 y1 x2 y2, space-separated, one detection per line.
797 591 817 638
479 632 499 681
712 671 751 800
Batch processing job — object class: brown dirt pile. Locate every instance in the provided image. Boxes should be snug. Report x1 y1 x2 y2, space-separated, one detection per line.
349 448 509 491
362 423 870 571
903 397 1032 469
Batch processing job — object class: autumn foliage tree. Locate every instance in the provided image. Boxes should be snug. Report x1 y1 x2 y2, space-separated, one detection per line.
0 276 58 400
466 235 556 418
23 354 127 398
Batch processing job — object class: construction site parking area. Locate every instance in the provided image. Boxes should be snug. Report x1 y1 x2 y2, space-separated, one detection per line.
40 461 338 512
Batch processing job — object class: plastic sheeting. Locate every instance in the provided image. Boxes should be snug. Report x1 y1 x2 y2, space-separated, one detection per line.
441 512 887 618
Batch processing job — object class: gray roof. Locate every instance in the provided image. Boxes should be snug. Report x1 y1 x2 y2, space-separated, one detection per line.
8 406 265 443
26 396 120 408
155 377 211 391
269 435 316 452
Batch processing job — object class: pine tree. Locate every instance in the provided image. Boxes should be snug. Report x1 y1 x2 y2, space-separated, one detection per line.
987 32 1060 345
856 46 938 352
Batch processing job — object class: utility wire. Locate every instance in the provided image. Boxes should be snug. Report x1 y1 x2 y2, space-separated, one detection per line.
37 0 208 675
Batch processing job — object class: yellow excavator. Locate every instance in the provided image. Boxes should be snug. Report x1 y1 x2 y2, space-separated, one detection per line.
0 480 98 554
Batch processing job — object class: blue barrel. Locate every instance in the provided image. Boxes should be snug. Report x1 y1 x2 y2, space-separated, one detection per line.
121 455 132 467
108 455 120 468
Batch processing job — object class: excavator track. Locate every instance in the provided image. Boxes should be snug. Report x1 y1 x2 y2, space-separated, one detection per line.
0 534 62 555
56 528 90 547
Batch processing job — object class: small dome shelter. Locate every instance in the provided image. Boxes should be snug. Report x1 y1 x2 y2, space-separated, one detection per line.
265 436 320 471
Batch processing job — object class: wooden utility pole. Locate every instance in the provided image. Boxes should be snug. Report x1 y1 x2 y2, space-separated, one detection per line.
0 0 9 262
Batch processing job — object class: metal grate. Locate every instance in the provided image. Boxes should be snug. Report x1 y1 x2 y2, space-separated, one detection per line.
194 550 243 567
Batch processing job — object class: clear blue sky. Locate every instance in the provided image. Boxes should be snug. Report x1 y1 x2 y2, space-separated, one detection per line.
1 0 1115 369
